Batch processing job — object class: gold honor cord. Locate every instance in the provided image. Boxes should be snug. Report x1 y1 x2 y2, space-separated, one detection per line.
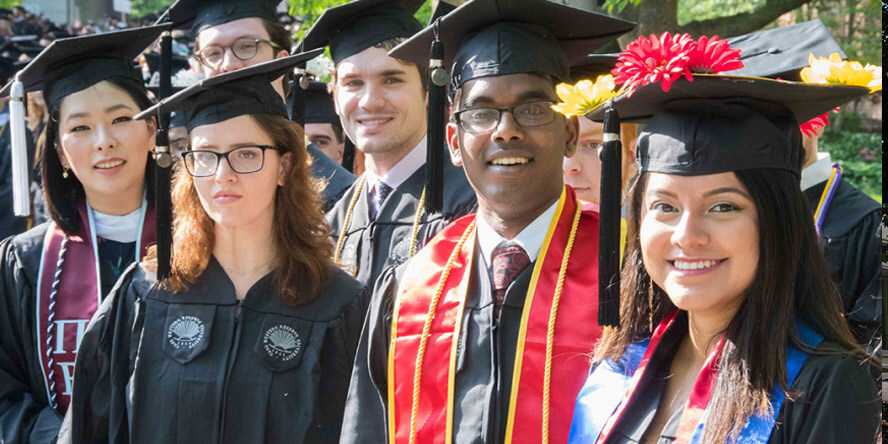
333 176 427 271
541 205 581 444
408 221 476 444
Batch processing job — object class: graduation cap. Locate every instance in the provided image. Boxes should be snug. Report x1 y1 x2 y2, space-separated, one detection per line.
0 24 166 219
135 48 323 130
298 0 424 64
300 81 338 125
570 53 618 82
726 20 845 81
144 50 191 76
390 0 635 90
165 0 283 32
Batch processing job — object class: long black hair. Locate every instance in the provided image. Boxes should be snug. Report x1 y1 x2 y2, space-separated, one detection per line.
39 78 156 236
596 167 866 442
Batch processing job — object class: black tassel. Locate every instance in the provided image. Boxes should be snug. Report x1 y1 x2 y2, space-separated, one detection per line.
342 138 356 173
288 64 309 124
155 30 173 280
598 106 622 327
425 20 447 214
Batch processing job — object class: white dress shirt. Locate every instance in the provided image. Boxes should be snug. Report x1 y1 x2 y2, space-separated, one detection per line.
475 199 560 272
364 136 428 191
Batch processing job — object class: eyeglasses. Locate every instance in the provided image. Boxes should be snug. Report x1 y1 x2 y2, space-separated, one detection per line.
453 100 557 134
194 37 282 68
182 145 277 177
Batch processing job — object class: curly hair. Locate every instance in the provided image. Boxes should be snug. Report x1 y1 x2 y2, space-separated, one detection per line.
149 114 333 304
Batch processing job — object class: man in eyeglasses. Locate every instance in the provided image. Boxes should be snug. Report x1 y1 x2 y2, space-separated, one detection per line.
165 0 355 210
339 0 633 442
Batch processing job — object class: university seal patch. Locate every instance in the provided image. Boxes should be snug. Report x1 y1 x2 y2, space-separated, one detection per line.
263 325 303 361
167 315 205 350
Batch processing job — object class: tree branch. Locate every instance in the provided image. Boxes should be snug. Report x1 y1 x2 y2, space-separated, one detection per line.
677 0 814 37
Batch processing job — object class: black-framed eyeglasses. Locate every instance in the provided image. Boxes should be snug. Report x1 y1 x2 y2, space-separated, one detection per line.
453 100 557 134
182 145 277 177
194 37 282 68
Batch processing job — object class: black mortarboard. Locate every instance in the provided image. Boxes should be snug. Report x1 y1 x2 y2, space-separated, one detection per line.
301 81 338 124
726 20 844 81
135 48 323 131
0 25 166 219
389 0 635 90
166 0 282 32
144 50 190 75
585 74 871 326
570 53 618 82
169 111 188 129
0 24 166 109
298 0 424 64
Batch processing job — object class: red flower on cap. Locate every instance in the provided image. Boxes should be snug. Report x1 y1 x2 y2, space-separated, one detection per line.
685 35 743 74
612 32 695 95
612 33 744 96
799 112 831 138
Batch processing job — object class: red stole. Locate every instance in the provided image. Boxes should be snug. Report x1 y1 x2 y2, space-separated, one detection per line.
388 187 601 444
36 201 155 413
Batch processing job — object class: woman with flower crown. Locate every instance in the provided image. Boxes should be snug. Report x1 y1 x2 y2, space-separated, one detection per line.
563 32 881 444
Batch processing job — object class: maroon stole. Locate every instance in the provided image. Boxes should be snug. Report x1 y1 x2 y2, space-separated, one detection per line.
35 201 155 413
388 187 602 444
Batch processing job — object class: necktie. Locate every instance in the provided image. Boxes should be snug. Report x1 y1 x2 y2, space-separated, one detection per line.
491 242 530 308
368 181 393 222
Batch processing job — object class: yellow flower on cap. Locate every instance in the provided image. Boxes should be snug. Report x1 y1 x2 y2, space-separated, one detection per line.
552 74 619 118
800 52 882 93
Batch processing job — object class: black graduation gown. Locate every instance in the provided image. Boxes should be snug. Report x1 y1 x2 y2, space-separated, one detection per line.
603 330 880 443
326 160 476 287
309 143 355 211
340 242 534 444
61 258 368 444
0 223 140 444
803 179 881 347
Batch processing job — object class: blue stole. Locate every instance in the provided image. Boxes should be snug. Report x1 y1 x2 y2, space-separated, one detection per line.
567 321 824 443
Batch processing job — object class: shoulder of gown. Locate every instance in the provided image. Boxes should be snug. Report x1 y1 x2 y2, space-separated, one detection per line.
770 342 880 444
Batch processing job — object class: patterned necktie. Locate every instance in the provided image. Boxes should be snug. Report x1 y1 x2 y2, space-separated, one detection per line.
368 181 393 222
491 242 531 308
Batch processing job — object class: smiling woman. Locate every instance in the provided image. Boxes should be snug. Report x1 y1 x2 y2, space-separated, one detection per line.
0 26 164 443
567 36 881 444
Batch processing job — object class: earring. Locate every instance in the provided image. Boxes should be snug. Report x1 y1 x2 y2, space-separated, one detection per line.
62 168 69 179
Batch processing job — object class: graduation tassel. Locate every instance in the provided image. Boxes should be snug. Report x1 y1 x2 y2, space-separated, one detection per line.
9 74 30 217
155 30 174 279
287 63 309 123
342 138 356 173
598 105 621 327
425 19 447 214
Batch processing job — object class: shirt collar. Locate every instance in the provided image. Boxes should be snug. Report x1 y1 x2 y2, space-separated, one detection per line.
800 152 833 191
365 136 427 191
475 199 560 270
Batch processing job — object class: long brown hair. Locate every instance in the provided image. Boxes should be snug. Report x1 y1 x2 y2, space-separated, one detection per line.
151 114 333 304
595 168 866 442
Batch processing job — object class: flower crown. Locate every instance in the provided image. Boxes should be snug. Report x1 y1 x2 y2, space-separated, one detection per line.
552 32 743 117
552 34 882 139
